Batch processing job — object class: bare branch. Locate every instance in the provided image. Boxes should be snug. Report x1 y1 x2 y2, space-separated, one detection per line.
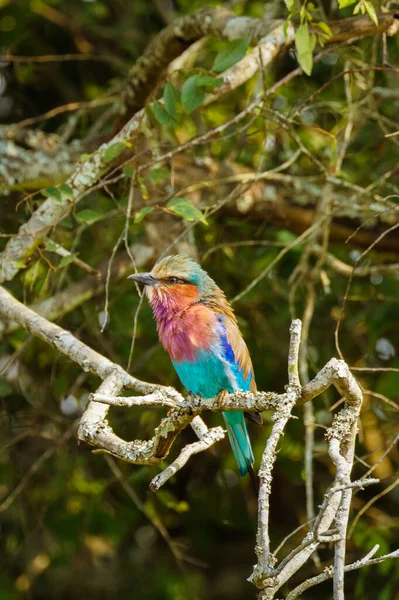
91 391 180 409
250 319 302 588
286 546 399 600
298 358 363 407
150 425 225 491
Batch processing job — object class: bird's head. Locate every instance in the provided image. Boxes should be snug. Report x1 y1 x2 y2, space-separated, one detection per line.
128 254 230 315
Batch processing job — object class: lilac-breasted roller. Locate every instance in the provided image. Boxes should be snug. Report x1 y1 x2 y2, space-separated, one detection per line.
129 254 261 482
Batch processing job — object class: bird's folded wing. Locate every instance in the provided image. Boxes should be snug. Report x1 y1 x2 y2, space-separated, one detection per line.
222 317 263 425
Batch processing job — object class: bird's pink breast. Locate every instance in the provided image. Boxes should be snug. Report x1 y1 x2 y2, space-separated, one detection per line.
149 287 217 362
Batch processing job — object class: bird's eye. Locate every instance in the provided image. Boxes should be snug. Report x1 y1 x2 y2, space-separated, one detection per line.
167 276 184 284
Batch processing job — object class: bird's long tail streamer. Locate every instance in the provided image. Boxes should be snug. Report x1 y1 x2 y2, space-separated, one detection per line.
222 411 255 478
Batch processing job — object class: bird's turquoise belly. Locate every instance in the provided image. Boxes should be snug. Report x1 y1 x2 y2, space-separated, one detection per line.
172 349 251 398
172 352 234 398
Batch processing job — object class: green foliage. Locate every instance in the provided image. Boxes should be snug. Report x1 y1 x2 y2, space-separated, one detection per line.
166 197 207 223
103 142 127 163
59 254 75 267
75 209 101 224
149 166 170 183
122 164 135 177
295 23 316 76
212 37 251 72
134 206 154 223
151 101 178 126
181 75 205 114
163 82 180 120
339 0 379 26
284 0 296 12
58 183 74 199
181 74 223 114
354 0 378 26
43 186 62 201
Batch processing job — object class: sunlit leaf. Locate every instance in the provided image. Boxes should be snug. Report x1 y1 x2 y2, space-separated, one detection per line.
363 0 378 26
59 255 75 267
79 152 93 162
103 142 126 163
317 21 333 36
45 240 58 252
167 197 207 223
195 75 223 88
134 206 154 223
212 37 250 73
338 0 356 6
284 0 296 11
151 102 177 126
43 186 62 201
58 183 74 199
295 23 316 76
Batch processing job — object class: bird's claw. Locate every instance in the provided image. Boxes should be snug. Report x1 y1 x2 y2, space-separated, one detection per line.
216 390 229 412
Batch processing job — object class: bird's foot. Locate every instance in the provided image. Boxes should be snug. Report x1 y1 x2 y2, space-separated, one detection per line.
216 390 229 412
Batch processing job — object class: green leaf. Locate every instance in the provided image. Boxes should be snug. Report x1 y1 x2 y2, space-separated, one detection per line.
167 198 207 224
59 255 75 267
45 240 58 252
181 76 205 114
58 183 73 199
43 186 62 201
295 23 315 76
75 209 100 225
317 21 333 37
122 165 135 177
151 102 177 126
24 260 46 292
212 37 250 73
59 217 73 230
338 0 356 7
103 142 126 164
163 82 179 119
149 167 170 183
284 0 296 11
195 75 223 88
134 206 154 223
79 152 93 163
363 0 378 26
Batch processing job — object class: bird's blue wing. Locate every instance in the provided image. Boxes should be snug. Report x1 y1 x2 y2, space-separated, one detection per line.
218 316 255 392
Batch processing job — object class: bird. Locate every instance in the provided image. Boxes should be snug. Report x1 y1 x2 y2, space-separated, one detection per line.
128 254 261 484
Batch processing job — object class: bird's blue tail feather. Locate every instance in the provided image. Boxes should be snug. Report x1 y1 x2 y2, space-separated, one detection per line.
223 411 254 476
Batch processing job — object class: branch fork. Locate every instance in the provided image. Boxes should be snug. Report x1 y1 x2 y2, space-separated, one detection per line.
1 287 397 597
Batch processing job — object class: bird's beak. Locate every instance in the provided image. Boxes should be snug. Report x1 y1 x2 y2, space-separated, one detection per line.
128 272 158 286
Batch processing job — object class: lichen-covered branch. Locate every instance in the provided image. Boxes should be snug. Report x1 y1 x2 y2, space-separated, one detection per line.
0 285 393 596
286 546 399 600
150 424 225 491
249 347 364 598
250 319 302 589
0 106 145 283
